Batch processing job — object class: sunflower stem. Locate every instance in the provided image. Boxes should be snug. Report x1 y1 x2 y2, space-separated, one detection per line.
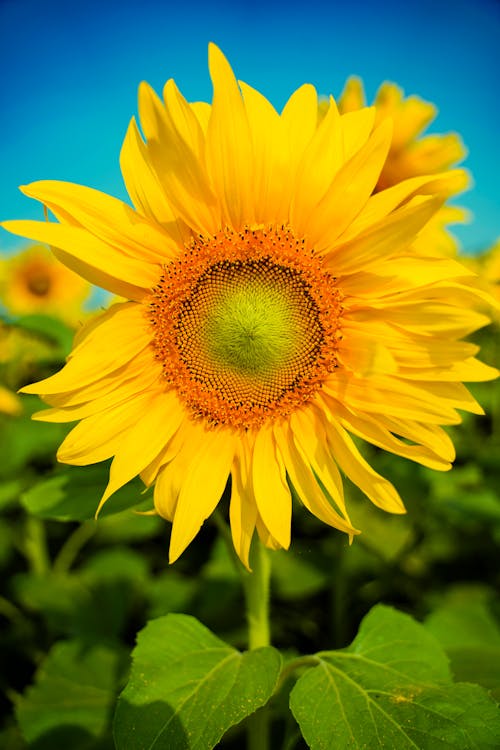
53 521 96 574
23 516 50 575
243 537 271 649
242 537 272 750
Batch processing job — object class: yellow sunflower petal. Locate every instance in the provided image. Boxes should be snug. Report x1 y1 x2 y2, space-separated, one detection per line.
19 180 178 263
1 220 155 299
230 440 258 570
375 84 435 147
340 170 468 242
205 43 254 228
290 96 343 233
138 80 219 235
153 462 181 523
120 117 189 243
280 83 318 175
255 515 282 550
274 420 357 535
327 398 454 471
97 390 185 513
324 419 406 514
325 195 443 273
37 347 158 409
338 76 366 113
290 408 351 521
239 81 289 223
169 425 236 563
340 106 376 160
307 119 392 248
33 364 161 422
20 303 150 394
252 425 292 550
190 101 211 132
57 389 158 465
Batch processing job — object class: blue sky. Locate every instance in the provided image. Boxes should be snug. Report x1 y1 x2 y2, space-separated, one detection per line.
1 0 499 255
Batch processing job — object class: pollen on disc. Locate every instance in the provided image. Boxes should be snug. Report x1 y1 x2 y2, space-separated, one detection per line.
148 226 343 429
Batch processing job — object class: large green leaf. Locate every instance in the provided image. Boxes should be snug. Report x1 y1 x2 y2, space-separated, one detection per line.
16 640 125 750
425 592 500 700
21 464 152 521
290 604 500 749
0 403 68 477
113 613 282 750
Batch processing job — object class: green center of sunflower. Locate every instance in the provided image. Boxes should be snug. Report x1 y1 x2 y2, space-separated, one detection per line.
204 276 295 376
180 259 321 384
149 227 343 429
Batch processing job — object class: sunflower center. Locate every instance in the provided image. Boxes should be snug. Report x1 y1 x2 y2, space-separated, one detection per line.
149 227 343 429
27 273 51 296
180 259 322 379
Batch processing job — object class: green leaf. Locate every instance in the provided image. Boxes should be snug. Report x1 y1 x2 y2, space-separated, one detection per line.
13 549 150 641
0 477 26 510
146 570 198 619
0 724 26 750
16 640 125 750
425 592 500 700
272 547 329 599
0 403 68 477
113 613 282 750
290 604 500 750
427 464 500 524
12 572 88 635
347 495 415 563
21 464 153 521
0 518 15 567
15 314 75 356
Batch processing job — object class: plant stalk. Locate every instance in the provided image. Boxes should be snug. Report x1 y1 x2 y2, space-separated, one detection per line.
242 537 272 750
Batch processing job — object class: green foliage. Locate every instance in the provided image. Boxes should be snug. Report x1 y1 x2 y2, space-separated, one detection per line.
113 614 282 750
290 605 500 749
425 588 500 700
13 315 75 360
21 465 153 522
15 640 127 749
0 316 499 749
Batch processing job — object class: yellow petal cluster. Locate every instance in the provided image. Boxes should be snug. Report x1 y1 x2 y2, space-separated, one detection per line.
333 77 469 255
2 45 496 567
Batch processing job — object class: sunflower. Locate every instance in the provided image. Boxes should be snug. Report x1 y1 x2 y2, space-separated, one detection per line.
0 244 90 324
333 77 469 255
2 45 496 568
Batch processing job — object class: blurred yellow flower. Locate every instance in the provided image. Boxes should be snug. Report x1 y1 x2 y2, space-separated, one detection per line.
464 239 500 321
0 322 56 399
0 383 21 416
0 244 91 324
334 78 468 255
2 46 496 567
479 239 500 293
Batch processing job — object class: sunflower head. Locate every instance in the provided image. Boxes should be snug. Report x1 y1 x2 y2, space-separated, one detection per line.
2 44 496 568
0 244 91 324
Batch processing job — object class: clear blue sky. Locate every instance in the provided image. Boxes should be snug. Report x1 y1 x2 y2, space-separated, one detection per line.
1 0 499 255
